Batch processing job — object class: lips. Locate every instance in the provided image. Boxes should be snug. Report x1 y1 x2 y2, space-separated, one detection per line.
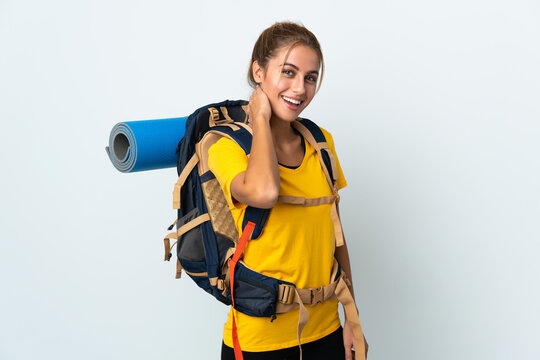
282 95 302 105
281 95 303 110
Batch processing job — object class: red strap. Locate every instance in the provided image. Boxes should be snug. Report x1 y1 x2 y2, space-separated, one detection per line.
228 221 255 360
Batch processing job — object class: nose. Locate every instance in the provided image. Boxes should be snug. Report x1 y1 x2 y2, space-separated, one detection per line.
292 74 305 95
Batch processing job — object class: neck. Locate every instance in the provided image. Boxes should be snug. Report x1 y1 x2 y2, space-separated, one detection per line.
269 116 297 145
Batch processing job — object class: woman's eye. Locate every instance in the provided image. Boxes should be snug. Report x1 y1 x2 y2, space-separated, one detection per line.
282 69 294 76
306 75 318 83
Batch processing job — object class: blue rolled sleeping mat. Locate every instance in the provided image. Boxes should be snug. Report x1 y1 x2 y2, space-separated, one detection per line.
106 117 187 172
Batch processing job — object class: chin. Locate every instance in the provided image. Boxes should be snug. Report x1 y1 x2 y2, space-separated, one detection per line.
272 114 300 123
273 108 305 123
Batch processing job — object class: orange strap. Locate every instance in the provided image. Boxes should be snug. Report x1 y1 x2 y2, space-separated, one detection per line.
228 221 256 360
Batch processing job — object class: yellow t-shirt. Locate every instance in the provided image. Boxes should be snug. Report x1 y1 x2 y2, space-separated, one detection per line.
208 126 347 352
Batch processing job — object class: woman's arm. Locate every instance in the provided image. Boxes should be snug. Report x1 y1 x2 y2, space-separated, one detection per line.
230 86 280 209
335 238 355 302
335 228 369 359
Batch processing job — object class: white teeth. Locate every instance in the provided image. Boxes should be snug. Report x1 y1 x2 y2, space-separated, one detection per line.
282 96 301 105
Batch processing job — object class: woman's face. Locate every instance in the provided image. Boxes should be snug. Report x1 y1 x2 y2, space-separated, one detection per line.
253 44 320 123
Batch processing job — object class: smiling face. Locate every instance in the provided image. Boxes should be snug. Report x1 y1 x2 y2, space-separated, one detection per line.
252 44 321 123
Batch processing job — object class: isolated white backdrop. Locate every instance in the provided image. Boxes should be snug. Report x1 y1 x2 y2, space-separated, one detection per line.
1 0 539 359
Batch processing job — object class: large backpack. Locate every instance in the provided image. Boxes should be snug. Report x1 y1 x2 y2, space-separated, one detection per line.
163 100 366 359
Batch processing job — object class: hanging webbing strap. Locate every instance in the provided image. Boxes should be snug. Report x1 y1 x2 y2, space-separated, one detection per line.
229 221 256 360
274 261 366 360
276 269 338 360
330 201 344 247
293 289 309 360
335 273 366 360
163 232 177 261
163 213 211 278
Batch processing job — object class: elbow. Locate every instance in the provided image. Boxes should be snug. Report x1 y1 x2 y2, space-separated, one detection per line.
252 186 279 209
231 174 279 208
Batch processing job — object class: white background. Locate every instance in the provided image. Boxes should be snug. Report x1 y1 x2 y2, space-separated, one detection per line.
1 0 539 359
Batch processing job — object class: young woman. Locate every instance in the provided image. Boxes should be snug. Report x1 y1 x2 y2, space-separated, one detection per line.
208 22 368 360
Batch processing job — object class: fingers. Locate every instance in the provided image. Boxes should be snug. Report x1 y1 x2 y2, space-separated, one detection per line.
345 346 356 360
250 86 265 103
363 334 369 357
248 84 271 123
344 338 354 360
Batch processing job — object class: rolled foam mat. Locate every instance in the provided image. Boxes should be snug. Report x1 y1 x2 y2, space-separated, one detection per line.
106 117 187 172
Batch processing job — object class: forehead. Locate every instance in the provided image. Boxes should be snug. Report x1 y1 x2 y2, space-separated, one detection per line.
271 44 320 70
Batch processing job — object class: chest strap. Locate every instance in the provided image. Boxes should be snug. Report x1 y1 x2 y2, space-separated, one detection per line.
277 195 336 206
277 195 344 247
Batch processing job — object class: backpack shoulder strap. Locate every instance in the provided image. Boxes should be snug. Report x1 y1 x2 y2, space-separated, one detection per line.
291 118 345 247
198 124 270 240
292 118 339 192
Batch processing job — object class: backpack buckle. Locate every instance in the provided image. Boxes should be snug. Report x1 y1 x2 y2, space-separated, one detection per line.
310 286 324 306
279 284 295 305
333 185 340 203
210 108 220 122
217 279 225 291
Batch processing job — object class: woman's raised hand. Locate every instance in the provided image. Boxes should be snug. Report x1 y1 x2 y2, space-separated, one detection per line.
248 85 272 124
229 84 279 209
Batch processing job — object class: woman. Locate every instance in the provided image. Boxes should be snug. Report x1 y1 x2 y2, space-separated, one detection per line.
208 22 367 360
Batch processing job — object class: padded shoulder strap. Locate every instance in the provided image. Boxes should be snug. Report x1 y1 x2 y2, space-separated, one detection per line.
292 119 338 188
202 125 270 240
292 119 345 247
296 117 327 142
210 125 253 154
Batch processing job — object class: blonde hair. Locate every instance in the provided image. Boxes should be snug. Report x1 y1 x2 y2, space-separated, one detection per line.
248 22 325 92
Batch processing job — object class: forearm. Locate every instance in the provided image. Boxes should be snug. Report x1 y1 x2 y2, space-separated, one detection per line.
231 116 280 208
245 117 280 198
335 238 356 303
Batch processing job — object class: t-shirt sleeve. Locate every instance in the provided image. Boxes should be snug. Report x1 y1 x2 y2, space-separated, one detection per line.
320 127 348 190
207 137 248 209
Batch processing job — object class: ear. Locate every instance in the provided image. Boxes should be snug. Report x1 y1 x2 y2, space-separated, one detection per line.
252 60 265 84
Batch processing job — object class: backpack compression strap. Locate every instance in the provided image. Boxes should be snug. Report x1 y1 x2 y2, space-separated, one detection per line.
162 212 212 278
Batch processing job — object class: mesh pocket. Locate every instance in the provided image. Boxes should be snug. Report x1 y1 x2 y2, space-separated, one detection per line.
177 208 205 262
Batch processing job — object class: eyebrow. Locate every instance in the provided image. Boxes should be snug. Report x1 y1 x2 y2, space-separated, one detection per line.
282 62 319 75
